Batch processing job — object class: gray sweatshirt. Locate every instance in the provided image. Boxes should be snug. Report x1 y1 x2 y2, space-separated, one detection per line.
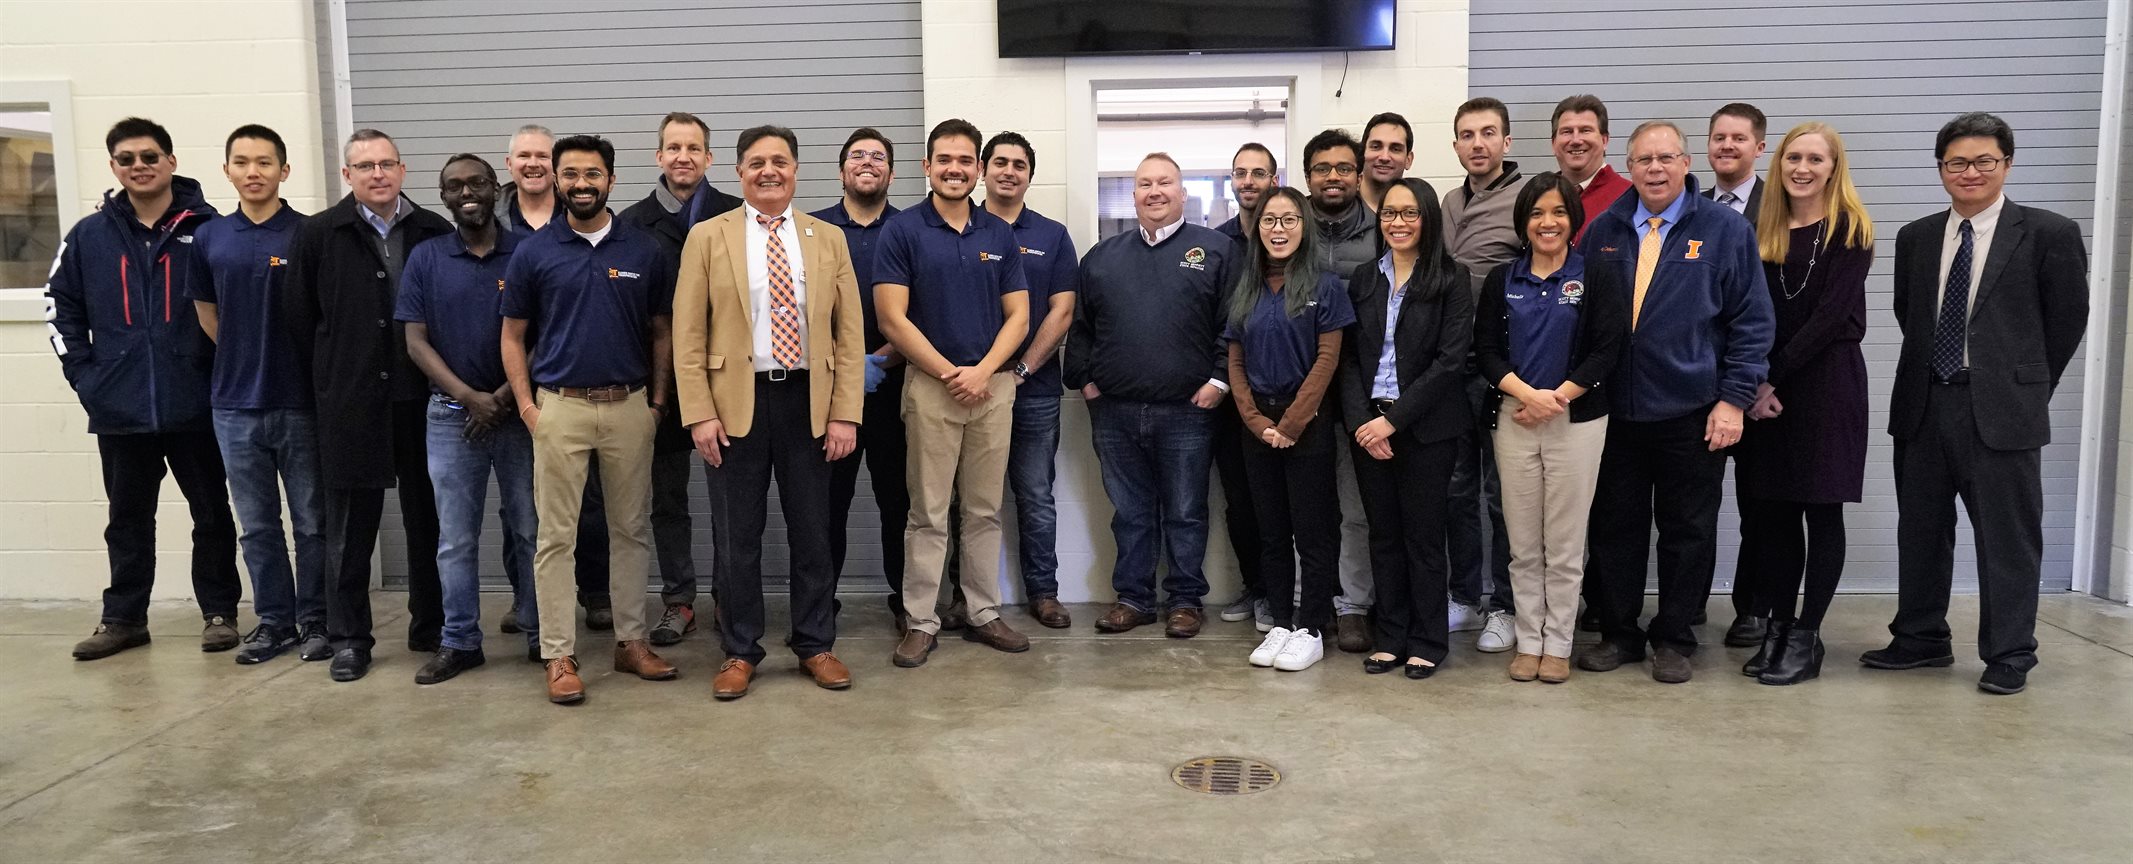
1441 160 1532 297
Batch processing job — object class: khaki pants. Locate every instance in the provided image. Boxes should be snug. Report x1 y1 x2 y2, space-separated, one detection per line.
532 389 656 659
1493 403 1607 658
901 368 1015 635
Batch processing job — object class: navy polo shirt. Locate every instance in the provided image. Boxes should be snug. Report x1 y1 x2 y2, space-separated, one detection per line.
186 203 310 410
498 214 674 389
984 202 1079 393
1224 271 1355 397
808 200 902 352
395 230 518 394
1503 252 1586 392
873 195 1028 367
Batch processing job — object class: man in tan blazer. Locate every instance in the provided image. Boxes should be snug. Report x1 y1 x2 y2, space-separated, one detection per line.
673 125 863 700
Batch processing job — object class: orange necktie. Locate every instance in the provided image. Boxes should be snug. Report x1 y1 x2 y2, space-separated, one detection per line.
1631 216 1663 329
758 214 802 369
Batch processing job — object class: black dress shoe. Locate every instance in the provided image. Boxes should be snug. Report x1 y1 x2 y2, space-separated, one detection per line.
1650 646 1693 684
526 640 543 664
414 647 486 685
1860 642 1956 670
1758 628 1823 685
1744 621 1790 677
585 606 615 632
1363 655 1401 674
1403 661 1437 680
296 623 331 662
407 637 440 654
1724 615 1769 648
329 648 371 682
1576 641 1642 672
1690 610 1708 626
1978 663 2028 695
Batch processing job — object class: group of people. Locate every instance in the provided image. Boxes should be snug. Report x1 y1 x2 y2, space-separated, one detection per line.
43 92 2088 705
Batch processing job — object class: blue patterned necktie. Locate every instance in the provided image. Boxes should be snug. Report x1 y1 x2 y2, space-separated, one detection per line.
1931 219 1974 381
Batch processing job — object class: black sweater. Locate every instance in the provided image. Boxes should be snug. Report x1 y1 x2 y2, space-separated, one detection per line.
1065 223 1240 402
1472 256 1628 427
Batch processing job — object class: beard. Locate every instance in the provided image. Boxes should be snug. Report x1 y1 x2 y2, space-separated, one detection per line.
563 188 609 221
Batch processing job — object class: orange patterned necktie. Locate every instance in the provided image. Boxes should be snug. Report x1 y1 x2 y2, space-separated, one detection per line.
1631 216 1663 329
758 214 801 369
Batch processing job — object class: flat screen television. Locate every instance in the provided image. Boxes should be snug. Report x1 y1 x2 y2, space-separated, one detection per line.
996 0 1397 58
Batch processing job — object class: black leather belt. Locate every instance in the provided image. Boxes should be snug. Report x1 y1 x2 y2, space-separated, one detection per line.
1933 370 1971 385
760 369 807 383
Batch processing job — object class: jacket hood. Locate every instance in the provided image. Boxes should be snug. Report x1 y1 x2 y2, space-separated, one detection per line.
101 175 214 230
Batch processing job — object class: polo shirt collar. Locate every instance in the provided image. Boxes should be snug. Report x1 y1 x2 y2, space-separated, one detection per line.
916 193 984 234
446 226 516 260
1510 250 1585 286
234 200 298 231
548 210 619 245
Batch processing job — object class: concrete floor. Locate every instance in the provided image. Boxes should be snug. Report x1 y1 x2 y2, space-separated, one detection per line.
0 593 2127 863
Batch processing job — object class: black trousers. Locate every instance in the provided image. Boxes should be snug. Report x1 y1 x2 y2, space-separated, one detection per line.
1241 396 1339 634
1354 433 1456 663
1211 394 1264 598
1726 456 1761 621
1587 407 1726 656
708 374 837 663
830 368 912 610
95 429 241 625
322 399 442 651
1737 497 1845 629
1892 382 2043 671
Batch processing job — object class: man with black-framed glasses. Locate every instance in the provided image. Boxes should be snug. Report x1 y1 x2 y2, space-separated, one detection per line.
1217 142 1278 252
1302 127 1380 655
1865 112 2087 696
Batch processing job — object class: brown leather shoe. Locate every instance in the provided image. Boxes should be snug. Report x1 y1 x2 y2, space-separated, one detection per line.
614 639 678 681
712 658 754 700
545 656 584 704
1538 655 1571 684
962 618 1031 653
802 652 852 689
1164 607 1204 638
892 630 937 667
1335 613 1372 653
1094 603 1157 633
1509 652 1542 681
1031 597 1071 629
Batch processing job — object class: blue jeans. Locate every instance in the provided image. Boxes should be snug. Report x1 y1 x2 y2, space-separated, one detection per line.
1088 397 1214 612
425 400 538 652
1008 391 1062 599
211 408 325 630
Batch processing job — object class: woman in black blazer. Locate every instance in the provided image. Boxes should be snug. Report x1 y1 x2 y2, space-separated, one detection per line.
1337 177 1472 679
1473 172 1627 684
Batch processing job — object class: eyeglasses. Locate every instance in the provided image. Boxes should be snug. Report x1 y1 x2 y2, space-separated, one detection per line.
557 169 607 183
1939 156 2005 174
1378 207 1422 223
442 176 496 195
347 160 402 174
1307 163 1358 178
113 151 164 168
1230 168 1272 181
1628 153 1686 168
1258 214 1303 230
845 149 888 165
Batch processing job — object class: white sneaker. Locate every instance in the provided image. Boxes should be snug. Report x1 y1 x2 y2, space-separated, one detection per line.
1253 598 1274 633
1218 595 1256 623
1476 610 1516 653
1273 629 1325 671
1249 627 1294 667
1448 601 1486 633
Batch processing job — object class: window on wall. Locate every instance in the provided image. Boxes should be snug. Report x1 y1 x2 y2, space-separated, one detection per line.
1094 86 1287 242
0 109 59 291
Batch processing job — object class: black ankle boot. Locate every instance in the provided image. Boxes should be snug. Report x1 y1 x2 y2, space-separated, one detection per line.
1758 627 1823 685
1744 620 1790 677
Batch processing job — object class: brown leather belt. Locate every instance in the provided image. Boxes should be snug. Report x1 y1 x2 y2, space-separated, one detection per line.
543 384 642 402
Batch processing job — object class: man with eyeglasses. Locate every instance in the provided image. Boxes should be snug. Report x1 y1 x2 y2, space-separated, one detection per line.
1360 112 1416 212
1865 112 2087 696
1211 142 1275 629
813 128 924 630
502 134 680 704
621 111 742 646
1217 143 1278 251
288 129 454 682
1441 97 1533 654
1579 120 1773 684
47 116 241 661
1302 127 1381 654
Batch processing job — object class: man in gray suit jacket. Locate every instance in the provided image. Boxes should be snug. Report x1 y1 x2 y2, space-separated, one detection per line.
1863 112 2088 696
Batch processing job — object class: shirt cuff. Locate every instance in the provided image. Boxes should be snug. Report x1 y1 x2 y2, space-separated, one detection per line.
1207 377 1230 393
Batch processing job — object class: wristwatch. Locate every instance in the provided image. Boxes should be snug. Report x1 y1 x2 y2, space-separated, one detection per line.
1012 362 1031 381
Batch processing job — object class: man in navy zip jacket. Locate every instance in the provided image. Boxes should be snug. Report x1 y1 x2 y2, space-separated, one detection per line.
44 117 241 661
1576 120 1774 684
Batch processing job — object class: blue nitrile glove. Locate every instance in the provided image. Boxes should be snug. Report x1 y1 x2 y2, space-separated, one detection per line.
864 354 888 394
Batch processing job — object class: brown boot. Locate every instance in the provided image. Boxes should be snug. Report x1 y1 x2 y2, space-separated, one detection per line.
545 656 585 704
1538 655 1571 684
802 652 852 689
1164 607 1204 638
1509 653 1542 681
712 658 754 700
1094 603 1158 633
614 640 678 681
892 630 937 668
962 618 1031 653
1030 597 1071 629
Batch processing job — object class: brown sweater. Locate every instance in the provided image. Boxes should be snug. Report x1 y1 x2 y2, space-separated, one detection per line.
1229 330 1343 442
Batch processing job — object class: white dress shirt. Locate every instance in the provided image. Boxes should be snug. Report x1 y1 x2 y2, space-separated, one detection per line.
1933 194 2005 366
1711 174 1758 214
745 203 809 371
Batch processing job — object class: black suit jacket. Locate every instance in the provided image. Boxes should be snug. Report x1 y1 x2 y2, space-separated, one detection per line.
1888 200 2088 450
1337 258 1474 444
1703 176 1762 229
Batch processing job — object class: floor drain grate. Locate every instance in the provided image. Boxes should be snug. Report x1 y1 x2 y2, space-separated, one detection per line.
1171 757 1280 795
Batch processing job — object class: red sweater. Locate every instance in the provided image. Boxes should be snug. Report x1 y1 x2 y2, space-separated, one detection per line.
1575 164 1631 245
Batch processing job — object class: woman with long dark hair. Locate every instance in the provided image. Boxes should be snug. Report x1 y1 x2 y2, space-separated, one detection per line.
1475 171 1627 684
1735 122 1873 685
1337 178 1471 679
1231 187 1355 672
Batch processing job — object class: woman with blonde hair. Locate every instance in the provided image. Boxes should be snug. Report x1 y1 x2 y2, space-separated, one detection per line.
1733 122 1874 685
